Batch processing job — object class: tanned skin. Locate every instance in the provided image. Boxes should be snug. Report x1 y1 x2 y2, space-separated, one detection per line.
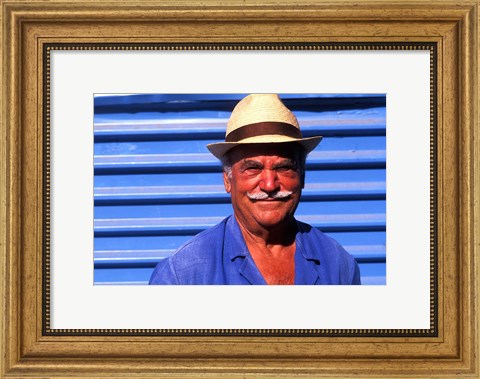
223 143 304 285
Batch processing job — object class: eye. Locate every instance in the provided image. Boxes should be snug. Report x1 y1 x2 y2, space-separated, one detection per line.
275 164 296 173
244 165 262 174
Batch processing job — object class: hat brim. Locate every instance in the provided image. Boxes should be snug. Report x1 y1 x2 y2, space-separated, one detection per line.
207 135 323 160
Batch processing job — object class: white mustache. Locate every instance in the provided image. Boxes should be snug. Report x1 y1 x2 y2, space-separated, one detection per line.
247 191 293 200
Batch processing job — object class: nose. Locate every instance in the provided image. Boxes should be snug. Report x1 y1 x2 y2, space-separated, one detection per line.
259 169 280 193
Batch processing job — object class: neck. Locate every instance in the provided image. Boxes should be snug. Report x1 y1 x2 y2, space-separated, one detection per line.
235 215 297 248
234 215 297 285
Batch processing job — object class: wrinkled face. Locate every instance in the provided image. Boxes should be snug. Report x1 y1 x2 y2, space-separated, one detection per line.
223 143 304 232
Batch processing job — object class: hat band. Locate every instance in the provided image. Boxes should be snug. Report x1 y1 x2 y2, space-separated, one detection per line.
225 122 302 143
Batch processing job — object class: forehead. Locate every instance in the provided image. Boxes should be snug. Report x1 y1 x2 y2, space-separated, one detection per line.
227 143 300 164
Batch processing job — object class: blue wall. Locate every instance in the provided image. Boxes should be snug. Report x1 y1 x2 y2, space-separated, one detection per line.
94 94 386 285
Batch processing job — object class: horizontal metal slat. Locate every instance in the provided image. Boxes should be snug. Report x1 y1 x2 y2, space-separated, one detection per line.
94 249 174 267
94 118 385 134
93 231 387 256
95 201 386 221
93 150 386 173
94 181 386 204
94 267 153 285
94 213 386 237
93 244 386 268
94 234 192 250
94 216 224 236
357 262 387 285
94 135 386 157
299 214 386 231
94 94 386 115
94 93 385 107
93 168 386 187
94 119 386 134
343 245 386 262
94 153 217 171
94 109 386 141
94 199 384 219
93 122 386 141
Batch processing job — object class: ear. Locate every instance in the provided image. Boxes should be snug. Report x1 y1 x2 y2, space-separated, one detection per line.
223 170 231 193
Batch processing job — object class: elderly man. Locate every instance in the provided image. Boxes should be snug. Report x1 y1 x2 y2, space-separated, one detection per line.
149 94 360 285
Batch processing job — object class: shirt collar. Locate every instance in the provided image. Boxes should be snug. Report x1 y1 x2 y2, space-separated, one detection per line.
224 216 266 284
225 215 320 285
225 215 249 260
294 233 321 285
295 220 321 261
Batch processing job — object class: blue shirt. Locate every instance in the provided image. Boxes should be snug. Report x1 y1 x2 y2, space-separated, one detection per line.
149 215 361 285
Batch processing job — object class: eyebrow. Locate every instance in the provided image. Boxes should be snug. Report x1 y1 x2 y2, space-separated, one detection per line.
240 158 297 168
240 159 263 168
272 158 296 167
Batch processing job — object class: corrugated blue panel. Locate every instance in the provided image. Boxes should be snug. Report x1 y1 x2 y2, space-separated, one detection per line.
94 94 386 285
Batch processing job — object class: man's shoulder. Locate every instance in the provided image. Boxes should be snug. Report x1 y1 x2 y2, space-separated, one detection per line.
296 220 353 260
296 219 337 243
296 219 361 285
149 216 230 284
173 216 229 256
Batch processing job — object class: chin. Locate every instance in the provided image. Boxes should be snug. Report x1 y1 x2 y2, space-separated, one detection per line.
255 213 293 228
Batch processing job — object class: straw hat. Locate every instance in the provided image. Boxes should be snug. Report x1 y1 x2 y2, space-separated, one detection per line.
207 94 323 159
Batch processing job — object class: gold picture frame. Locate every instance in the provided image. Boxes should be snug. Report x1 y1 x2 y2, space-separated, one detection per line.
1 1 478 377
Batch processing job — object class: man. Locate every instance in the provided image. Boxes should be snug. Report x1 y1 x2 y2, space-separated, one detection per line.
149 94 360 285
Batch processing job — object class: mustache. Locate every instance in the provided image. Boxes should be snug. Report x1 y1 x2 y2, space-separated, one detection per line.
247 191 293 200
